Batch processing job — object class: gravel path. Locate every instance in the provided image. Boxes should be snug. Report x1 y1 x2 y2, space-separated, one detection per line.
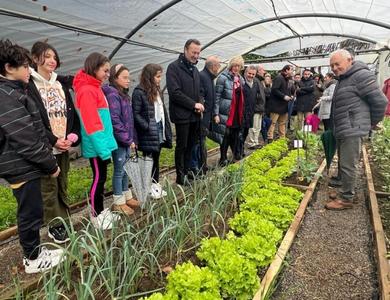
272 162 378 300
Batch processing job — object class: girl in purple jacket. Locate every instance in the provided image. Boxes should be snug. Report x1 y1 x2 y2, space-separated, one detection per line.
102 64 139 216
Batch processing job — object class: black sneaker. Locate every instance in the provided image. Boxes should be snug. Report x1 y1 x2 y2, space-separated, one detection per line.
48 225 70 244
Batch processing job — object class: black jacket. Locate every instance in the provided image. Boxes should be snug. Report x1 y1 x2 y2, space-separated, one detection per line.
243 79 257 128
27 75 81 147
199 67 217 128
132 86 172 153
0 77 58 184
254 77 266 113
295 77 316 112
268 73 291 114
166 54 202 124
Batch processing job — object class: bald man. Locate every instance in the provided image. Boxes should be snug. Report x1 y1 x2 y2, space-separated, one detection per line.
325 49 387 210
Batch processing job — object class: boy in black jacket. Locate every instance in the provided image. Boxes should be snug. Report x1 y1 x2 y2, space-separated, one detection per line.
0 39 64 274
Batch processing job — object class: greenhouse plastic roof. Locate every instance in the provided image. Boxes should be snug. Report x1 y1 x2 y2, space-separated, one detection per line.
1 0 390 78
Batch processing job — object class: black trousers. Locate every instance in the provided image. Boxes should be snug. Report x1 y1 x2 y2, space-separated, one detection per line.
89 157 109 216
13 178 43 259
220 127 241 162
143 150 161 183
175 122 198 184
323 119 331 131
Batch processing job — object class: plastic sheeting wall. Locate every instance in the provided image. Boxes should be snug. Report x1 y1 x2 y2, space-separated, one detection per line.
1 0 390 81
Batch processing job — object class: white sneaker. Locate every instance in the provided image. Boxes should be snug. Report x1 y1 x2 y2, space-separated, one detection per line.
155 183 167 197
150 183 164 199
23 247 65 274
91 208 119 230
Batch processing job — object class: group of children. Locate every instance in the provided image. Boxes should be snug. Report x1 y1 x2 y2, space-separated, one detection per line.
0 39 172 273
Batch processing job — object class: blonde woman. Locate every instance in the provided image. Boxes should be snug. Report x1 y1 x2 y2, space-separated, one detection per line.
214 55 245 166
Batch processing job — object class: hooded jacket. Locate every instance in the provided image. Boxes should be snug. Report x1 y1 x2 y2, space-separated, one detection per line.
316 79 337 120
27 69 80 149
332 61 387 139
102 84 137 147
73 70 117 160
0 77 58 184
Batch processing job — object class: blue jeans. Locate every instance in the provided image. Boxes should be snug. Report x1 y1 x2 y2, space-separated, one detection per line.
112 146 130 196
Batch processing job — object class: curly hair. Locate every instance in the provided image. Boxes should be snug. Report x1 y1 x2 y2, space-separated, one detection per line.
0 39 32 76
31 41 61 70
139 64 163 103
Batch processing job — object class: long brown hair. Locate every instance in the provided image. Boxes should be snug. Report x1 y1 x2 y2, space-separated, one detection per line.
109 64 129 97
84 52 109 78
139 63 163 103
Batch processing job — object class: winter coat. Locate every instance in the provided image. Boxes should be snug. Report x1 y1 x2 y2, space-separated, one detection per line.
382 78 390 116
254 77 266 113
132 86 172 153
166 54 201 124
242 79 257 128
27 70 81 148
73 70 117 160
199 67 217 128
332 61 388 139
295 77 316 113
316 79 337 120
314 82 324 100
211 70 245 144
268 73 291 115
0 77 58 184
102 85 137 148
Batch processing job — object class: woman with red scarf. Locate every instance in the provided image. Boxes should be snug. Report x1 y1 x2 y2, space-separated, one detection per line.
213 56 245 166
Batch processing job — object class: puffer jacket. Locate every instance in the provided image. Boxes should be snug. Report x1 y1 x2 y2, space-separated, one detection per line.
295 76 315 112
102 84 137 147
132 86 172 153
73 70 117 160
211 70 245 144
0 77 58 184
332 61 388 139
317 79 337 120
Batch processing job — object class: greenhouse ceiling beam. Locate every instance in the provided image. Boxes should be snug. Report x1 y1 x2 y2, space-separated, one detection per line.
108 0 182 59
202 13 390 51
0 8 181 55
244 48 387 64
243 33 377 56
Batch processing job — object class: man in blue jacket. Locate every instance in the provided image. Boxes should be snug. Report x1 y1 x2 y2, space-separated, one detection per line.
326 49 387 210
166 39 204 185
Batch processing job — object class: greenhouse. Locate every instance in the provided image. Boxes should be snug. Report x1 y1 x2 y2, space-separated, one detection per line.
0 0 390 299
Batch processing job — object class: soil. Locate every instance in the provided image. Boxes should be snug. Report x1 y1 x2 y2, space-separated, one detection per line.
272 161 378 300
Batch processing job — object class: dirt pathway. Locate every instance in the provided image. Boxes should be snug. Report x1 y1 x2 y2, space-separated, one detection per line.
272 162 378 300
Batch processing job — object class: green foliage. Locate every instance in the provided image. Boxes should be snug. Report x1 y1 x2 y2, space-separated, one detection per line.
0 186 17 230
164 262 221 300
295 130 321 181
372 118 390 192
229 210 282 243
196 237 259 300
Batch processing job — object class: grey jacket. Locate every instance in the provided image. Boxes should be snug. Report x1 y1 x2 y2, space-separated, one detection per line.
332 61 387 139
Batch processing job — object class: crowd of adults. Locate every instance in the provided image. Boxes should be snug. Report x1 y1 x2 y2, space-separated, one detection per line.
0 37 389 274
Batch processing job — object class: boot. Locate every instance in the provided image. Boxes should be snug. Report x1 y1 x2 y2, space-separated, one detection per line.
112 194 134 216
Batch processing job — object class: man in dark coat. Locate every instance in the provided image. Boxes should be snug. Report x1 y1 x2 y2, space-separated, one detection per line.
195 55 221 173
325 49 387 210
166 39 204 185
247 64 266 148
295 69 315 130
267 65 294 141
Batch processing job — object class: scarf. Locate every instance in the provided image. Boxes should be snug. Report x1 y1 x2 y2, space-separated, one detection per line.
226 75 244 127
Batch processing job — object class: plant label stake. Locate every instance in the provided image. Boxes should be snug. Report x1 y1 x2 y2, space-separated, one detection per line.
303 125 312 132
294 140 304 181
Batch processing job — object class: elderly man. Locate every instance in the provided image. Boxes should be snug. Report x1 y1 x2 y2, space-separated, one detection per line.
326 49 387 210
195 55 221 173
167 39 204 185
247 64 266 148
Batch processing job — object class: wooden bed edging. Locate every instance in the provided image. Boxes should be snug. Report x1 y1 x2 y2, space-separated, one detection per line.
362 145 390 300
253 159 326 300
